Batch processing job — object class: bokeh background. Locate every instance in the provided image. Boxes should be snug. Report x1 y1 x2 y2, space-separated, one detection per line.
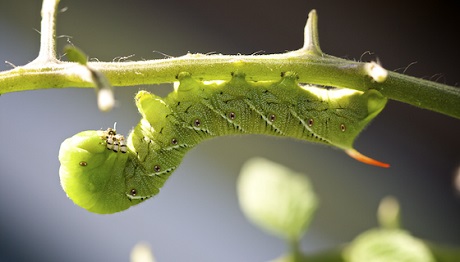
1 0 459 261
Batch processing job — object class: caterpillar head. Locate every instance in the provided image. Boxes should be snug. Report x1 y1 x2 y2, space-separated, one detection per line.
59 129 135 214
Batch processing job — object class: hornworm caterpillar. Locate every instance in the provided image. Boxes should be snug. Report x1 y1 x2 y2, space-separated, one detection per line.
59 71 388 214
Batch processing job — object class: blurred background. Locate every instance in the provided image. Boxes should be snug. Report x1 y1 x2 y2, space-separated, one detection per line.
0 0 459 261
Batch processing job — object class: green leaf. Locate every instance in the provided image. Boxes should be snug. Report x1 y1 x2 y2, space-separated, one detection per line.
344 229 435 262
64 45 88 65
237 157 318 241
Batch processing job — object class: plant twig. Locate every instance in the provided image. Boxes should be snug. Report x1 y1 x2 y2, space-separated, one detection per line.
29 0 60 65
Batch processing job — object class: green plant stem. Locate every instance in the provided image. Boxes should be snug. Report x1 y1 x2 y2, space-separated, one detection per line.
301 247 345 262
289 238 302 262
2 54 459 118
1 2 459 119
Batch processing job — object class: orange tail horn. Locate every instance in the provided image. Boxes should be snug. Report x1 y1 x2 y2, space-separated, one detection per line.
345 149 390 168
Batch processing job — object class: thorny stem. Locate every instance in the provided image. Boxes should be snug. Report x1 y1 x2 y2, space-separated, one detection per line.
30 0 60 64
0 1 459 119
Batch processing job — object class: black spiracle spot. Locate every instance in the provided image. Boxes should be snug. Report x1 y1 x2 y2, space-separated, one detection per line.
171 138 178 145
194 119 201 127
79 161 88 167
269 114 276 122
154 165 161 172
228 112 236 120
130 189 137 196
308 118 314 127
340 124 346 132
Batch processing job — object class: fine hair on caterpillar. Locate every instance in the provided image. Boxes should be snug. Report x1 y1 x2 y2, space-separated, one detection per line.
59 71 388 214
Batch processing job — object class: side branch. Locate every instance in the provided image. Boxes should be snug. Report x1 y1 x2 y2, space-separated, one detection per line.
30 0 61 64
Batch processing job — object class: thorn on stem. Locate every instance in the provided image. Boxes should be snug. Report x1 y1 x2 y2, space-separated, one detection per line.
302 9 322 55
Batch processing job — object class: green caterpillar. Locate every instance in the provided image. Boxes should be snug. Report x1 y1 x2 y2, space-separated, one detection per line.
59 72 388 214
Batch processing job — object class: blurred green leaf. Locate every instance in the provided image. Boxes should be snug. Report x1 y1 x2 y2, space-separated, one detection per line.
237 157 318 242
428 242 460 262
344 228 435 262
64 45 88 65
